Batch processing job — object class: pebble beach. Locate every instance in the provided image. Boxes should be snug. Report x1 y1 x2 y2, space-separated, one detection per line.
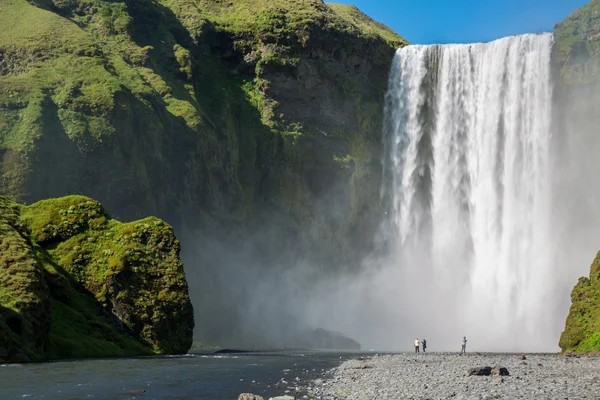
304 353 600 400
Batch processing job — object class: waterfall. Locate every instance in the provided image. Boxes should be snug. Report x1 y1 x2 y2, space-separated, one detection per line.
382 34 559 350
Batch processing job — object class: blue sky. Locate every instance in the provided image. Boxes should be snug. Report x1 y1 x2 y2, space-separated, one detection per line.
332 0 589 44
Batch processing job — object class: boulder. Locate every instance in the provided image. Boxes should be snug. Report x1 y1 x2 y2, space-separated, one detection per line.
491 367 510 376
269 397 295 400
0 195 194 361
518 354 526 360
239 394 264 400
467 366 492 376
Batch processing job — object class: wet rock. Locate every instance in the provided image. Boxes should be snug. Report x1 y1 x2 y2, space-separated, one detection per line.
239 394 264 400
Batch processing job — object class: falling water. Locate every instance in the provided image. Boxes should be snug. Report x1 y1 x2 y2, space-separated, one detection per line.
382 34 558 350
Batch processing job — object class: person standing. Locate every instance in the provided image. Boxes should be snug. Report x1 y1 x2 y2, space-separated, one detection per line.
422 338 427 353
414 337 420 353
461 336 467 354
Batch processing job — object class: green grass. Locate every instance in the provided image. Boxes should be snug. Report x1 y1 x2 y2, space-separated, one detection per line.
560 252 600 353
554 0 600 84
326 3 408 46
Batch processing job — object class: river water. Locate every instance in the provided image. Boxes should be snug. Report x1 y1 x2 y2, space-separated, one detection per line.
0 351 355 400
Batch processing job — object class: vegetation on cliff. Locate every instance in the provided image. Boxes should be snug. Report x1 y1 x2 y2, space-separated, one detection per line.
0 195 194 362
0 0 406 344
554 1 600 354
553 0 600 84
560 252 600 352
0 0 405 253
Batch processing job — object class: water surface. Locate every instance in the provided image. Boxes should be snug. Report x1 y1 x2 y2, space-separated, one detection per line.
0 351 356 400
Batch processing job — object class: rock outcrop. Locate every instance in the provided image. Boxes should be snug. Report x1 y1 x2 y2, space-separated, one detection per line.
0 195 194 361
559 252 600 352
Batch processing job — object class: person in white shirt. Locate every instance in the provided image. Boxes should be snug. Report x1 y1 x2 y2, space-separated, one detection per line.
461 336 467 354
414 337 420 353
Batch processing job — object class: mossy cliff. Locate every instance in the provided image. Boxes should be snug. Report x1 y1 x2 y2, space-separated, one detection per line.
553 0 600 141
0 0 405 264
0 195 194 361
559 252 600 352
554 0 600 353
0 0 405 345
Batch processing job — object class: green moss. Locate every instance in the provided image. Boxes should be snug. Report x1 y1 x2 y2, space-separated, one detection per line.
0 195 194 361
560 252 600 353
326 3 408 47
554 0 600 84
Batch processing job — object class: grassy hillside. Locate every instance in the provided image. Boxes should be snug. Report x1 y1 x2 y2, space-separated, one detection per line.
0 0 406 345
554 0 600 83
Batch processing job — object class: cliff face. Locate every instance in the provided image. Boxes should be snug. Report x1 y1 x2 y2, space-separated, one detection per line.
555 0 600 353
0 0 406 345
0 0 405 259
0 195 194 361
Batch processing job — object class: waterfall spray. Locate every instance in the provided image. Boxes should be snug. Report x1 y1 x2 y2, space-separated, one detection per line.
382 34 557 350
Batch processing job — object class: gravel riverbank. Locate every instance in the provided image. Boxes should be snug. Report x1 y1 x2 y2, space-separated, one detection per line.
304 353 600 400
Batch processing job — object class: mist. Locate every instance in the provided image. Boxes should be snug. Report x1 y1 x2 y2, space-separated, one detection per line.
181 33 600 353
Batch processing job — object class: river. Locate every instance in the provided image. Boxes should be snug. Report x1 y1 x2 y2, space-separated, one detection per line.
0 351 359 399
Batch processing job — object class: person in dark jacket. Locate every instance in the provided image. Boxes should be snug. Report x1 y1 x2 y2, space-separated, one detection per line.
421 338 427 353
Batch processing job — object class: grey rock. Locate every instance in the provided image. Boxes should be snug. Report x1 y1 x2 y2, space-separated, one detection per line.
238 394 264 400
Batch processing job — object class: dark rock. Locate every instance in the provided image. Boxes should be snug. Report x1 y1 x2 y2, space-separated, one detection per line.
9 349 30 363
491 367 510 376
468 366 492 376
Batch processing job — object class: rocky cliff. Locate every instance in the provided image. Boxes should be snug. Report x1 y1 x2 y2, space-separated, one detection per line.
0 0 406 345
0 0 405 253
0 195 194 361
555 0 600 353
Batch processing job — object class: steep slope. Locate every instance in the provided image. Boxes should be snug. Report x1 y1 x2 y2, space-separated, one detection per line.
0 195 194 361
555 0 600 353
0 0 405 243
0 0 406 344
